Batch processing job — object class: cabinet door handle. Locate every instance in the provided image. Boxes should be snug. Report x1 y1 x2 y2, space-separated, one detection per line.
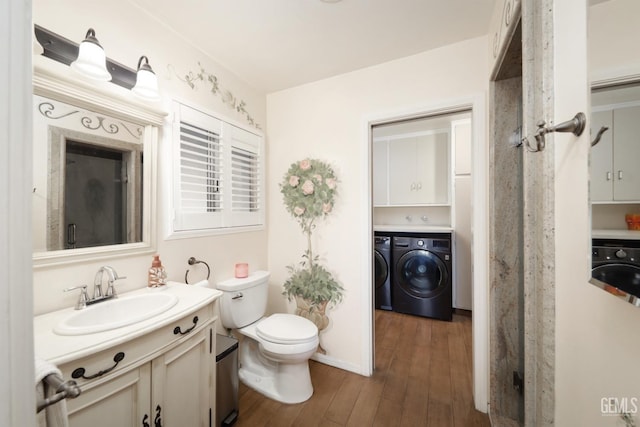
71 351 125 380
173 316 199 335
154 404 162 427
618 170 623 180
606 171 612 181
142 414 150 427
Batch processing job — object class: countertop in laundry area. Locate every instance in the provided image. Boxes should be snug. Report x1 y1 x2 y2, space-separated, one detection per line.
373 224 453 233
592 229 640 240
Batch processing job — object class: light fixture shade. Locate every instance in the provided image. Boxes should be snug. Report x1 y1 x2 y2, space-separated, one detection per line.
132 56 159 101
70 29 111 81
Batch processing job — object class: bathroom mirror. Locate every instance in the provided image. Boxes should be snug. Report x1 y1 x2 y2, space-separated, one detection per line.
32 59 164 267
587 0 640 304
589 80 640 304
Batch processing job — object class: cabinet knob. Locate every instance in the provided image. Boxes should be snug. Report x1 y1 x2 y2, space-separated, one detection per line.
618 170 623 180
606 171 611 181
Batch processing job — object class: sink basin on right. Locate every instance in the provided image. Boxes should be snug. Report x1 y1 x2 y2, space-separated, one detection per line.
54 292 179 336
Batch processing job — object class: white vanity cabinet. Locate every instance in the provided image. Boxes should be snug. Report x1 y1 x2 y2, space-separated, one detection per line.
58 303 216 427
591 106 640 202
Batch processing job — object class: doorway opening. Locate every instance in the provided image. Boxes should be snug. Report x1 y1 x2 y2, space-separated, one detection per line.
369 106 474 382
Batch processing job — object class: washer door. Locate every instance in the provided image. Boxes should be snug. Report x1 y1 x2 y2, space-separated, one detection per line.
396 249 448 298
592 263 640 297
374 250 388 289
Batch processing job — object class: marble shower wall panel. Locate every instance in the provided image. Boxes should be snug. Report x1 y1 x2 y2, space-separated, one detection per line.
490 76 525 423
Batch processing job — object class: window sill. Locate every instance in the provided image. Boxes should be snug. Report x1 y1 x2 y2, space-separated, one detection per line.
164 224 265 241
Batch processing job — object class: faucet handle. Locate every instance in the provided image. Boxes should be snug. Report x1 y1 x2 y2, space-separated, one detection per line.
64 285 89 310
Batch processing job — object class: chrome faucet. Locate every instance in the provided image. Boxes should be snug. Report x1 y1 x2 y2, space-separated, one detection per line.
64 267 127 310
94 266 126 300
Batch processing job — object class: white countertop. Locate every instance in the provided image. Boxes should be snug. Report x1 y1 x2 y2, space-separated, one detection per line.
374 224 453 233
33 282 222 365
592 229 640 240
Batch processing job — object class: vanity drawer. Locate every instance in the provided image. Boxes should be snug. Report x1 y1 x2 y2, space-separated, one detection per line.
59 303 215 386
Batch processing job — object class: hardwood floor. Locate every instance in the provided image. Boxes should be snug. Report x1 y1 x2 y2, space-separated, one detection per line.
234 310 491 427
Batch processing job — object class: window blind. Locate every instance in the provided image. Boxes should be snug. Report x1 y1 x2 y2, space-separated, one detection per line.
231 146 259 213
179 122 222 213
172 102 264 233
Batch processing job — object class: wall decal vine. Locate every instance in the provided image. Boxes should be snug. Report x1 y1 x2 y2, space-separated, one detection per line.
167 63 261 130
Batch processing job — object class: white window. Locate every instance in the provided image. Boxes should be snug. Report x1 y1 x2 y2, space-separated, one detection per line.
172 102 264 234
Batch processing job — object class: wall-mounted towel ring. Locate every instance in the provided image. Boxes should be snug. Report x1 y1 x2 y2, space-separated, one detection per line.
521 112 586 152
184 257 211 284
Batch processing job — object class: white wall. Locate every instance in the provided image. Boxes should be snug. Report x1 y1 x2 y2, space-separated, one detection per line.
266 36 489 372
555 0 640 425
32 0 267 315
1 0 36 424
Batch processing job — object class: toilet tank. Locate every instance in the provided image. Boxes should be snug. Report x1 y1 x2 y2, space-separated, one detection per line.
216 270 270 329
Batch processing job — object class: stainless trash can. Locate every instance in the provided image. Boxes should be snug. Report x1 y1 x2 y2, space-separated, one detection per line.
216 334 239 427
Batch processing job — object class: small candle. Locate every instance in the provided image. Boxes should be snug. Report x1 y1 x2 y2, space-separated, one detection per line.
235 263 248 278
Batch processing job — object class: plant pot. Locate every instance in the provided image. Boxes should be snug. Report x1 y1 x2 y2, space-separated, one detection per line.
294 296 329 354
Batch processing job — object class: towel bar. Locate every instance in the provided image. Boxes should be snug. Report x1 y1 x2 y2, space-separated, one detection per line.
37 373 81 413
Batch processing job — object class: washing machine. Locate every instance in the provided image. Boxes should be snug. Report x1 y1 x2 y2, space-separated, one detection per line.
374 234 393 310
592 239 640 299
392 234 452 321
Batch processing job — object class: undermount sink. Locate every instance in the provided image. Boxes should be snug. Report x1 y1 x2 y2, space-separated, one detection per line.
54 292 179 336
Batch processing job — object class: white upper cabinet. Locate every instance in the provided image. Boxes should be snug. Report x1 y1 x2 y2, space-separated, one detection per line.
387 132 450 206
613 106 640 201
590 110 614 201
373 128 450 207
591 106 640 202
372 139 389 206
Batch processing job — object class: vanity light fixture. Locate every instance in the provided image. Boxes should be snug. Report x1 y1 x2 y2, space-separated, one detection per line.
70 28 112 82
131 56 159 101
34 25 160 101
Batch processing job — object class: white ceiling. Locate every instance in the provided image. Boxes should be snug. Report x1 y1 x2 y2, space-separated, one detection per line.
129 0 496 93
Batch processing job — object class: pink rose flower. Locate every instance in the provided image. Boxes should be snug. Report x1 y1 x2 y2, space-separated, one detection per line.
299 159 311 170
294 206 305 216
313 174 323 183
302 180 314 195
323 203 332 213
289 175 300 187
325 178 336 189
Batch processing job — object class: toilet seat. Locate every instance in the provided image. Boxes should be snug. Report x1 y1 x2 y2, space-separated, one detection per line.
256 313 318 345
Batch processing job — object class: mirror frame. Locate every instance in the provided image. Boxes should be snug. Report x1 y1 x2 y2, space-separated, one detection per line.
32 55 166 268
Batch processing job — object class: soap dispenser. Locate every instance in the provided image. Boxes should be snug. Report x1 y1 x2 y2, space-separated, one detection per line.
148 254 167 288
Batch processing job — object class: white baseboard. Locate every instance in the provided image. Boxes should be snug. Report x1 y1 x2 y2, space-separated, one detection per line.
310 352 366 376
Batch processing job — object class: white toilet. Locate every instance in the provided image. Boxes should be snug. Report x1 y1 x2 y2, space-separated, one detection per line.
216 270 319 404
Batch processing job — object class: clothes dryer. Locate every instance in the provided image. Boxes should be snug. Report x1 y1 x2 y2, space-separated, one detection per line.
374 234 392 310
392 234 452 321
592 239 640 300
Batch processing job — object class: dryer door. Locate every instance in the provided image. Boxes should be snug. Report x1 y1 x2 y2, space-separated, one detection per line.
396 250 448 298
592 263 640 298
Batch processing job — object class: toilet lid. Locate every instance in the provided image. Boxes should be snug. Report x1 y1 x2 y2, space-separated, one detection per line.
256 313 318 344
